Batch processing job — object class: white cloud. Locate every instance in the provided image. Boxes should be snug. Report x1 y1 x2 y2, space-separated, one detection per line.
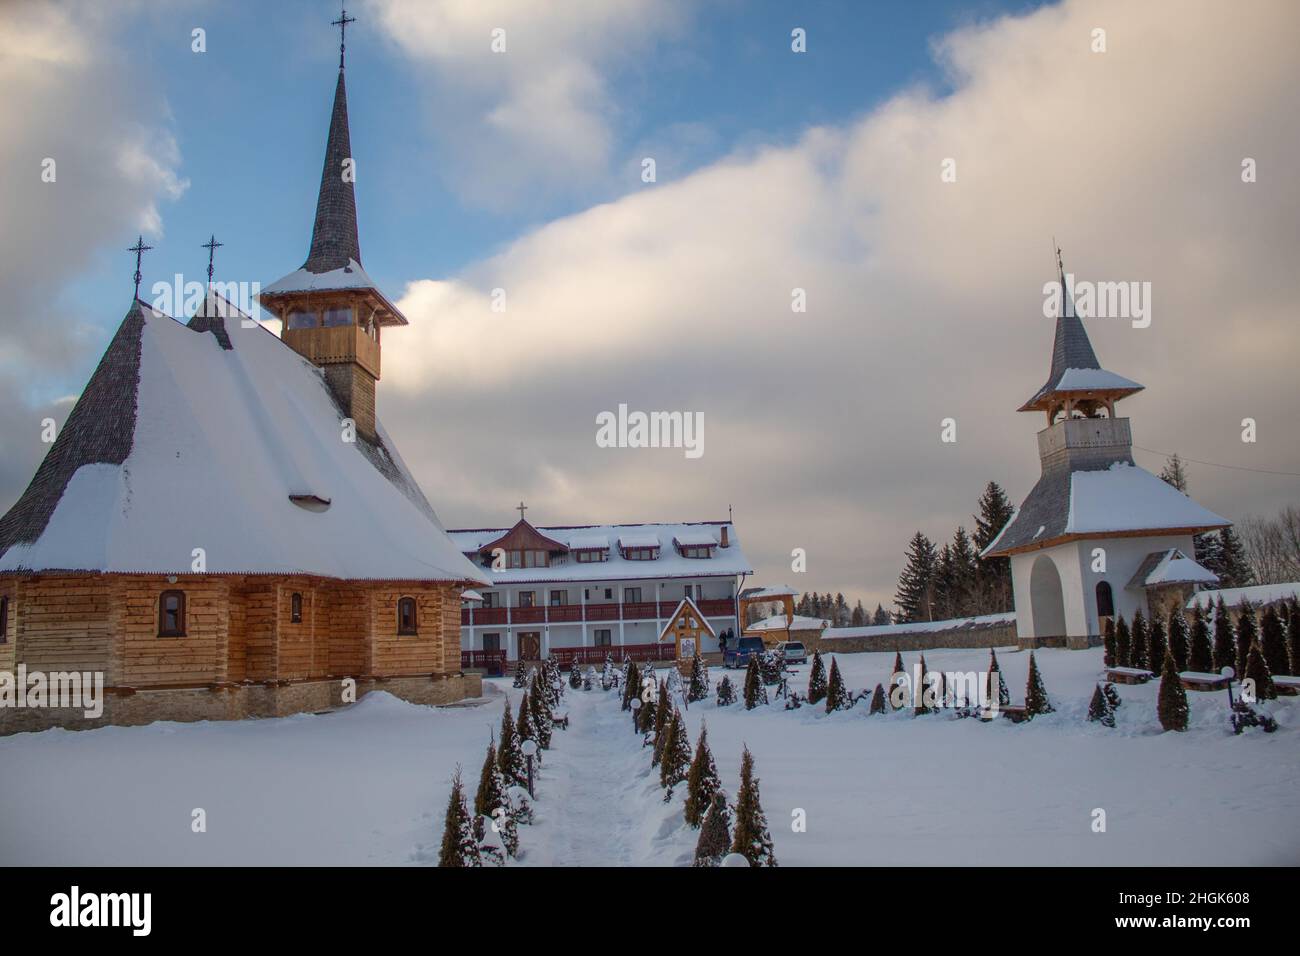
379 0 1300 609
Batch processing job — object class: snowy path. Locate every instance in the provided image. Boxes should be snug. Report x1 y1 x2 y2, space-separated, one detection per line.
517 682 690 867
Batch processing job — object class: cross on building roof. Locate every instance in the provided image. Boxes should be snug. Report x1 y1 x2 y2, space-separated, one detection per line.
516 501 528 521
202 233 223 286
333 4 357 71
128 235 153 299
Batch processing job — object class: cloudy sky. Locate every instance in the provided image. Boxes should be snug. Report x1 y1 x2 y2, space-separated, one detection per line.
1 0 1297 611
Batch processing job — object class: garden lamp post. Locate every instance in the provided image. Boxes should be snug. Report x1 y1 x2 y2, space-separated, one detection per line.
520 738 538 799
1221 665 1235 708
630 696 642 734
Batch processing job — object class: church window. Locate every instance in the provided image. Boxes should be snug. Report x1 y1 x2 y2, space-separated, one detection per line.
158 590 187 637
397 597 418 635
291 592 303 623
1095 581 1115 619
286 309 318 330
322 306 352 327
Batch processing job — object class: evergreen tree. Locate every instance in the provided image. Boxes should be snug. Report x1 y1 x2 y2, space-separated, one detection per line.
1087 684 1115 728
1024 651 1054 716
758 650 782 686
851 600 867 627
1235 601 1259 677
1187 603 1214 673
1131 612 1152 672
914 653 932 715
659 709 693 795
1156 651 1189 732
1287 600 1300 676
472 740 501 842
582 665 596 691
826 657 849 712
743 656 767 710
806 650 828 704
716 674 736 706
569 661 582 689
933 544 957 621
1158 453 1189 492
1102 682 1122 711
688 654 710 702
512 661 529 689
1167 608 1189 672
1102 617 1117 668
834 592 850 627
516 690 538 753
1244 642 1276 701
730 746 777 867
1217 526 1254 588
693 791 732 867
949 526 979 617
1115 616 1132 668
683 723 721 826
529 672 553 749
986 647 1010 707
869 683 887 714
651 681 673 766
1212 597 1235 672
622 660 640 711
973 481 1015 612
497 702 527 788
1259 605 1289 676
872 604 891 626
895 531 938 623
438 768 481 867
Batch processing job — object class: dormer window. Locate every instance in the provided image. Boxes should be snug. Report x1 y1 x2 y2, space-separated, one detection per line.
286 309 318 330
623 547 659 561
679 545 713 559
508 549 550 569
322 306 352 327
397 597 418 635
158 590 187 637
574 549 608 563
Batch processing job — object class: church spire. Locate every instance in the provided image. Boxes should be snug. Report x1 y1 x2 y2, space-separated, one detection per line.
303 20 361 274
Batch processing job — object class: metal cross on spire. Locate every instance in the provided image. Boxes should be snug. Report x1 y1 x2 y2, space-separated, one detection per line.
332 4 357 70
128 235 153 300
202 233 223 286
516 501 528 521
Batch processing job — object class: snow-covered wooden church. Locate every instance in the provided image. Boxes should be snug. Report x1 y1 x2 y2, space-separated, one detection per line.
0 31 488 733
983 258 1228 649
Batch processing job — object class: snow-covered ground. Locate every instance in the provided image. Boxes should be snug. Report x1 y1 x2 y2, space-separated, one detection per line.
2 645 1296 866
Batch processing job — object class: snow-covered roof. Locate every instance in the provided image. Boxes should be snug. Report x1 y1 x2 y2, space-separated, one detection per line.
567 533 609 550
461 589 485 604
673 528 717 548
1053 367 1144 393
985 462 1228 556
745 613 827 633
0 298 487 583
657 596 717 642
1125 548 1218 590
739 584 799 600
1187 581 1300 611
262 258 378 296
446 522 750 584
822 612 1016 641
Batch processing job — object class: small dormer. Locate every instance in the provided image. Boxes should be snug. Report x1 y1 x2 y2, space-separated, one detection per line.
618 532 661 561
673 528 718 559
479 518 569 569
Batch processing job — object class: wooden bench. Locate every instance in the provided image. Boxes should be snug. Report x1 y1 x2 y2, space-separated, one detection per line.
1179 671 1231 692
1105 666 1153 685
552 711 570 730
998 705 1029 723
1274 676 1300 697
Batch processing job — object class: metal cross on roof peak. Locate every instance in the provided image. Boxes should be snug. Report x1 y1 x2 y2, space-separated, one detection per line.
332 4 357 70
128 235 153 299
202 233 223 286
516 501 528 521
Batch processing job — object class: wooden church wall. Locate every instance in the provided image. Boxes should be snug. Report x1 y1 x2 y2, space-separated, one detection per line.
115 576 230 686
327 582 369 677
369 584 458 677
14 576 112 677
0 579 15 675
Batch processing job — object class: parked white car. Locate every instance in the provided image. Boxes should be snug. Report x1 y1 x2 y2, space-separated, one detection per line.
775 641 808 664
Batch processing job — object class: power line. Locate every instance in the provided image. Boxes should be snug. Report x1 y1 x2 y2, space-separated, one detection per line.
1132 444 1300 479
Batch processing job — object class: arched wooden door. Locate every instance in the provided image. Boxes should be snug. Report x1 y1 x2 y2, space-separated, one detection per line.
518 632 541 660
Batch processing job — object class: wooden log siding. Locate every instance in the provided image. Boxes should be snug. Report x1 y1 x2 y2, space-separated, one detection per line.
115 576 230 686
0 580 17 674
15 576 113 676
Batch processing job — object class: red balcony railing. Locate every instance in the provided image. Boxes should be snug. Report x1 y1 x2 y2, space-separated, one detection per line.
550 642 678 669
621 601 659 619
511 606 545 623
585 603 620 621
461 649 508 676
547 605 584 622
460 597 737 626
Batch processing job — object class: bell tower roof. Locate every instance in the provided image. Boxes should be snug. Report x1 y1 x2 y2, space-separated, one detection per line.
304 68 361 274
1018 249 1143 415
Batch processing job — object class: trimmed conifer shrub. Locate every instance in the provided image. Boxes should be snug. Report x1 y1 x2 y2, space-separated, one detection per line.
1087 684 1115 728
1024 651 1054 716
1102 682 1122 711
1129 611 1148 670
807 651 828 704
688 654 710 702
889 651 907 710
743 656 767 710
659 709 693 795
1114 616 1132 668
987 648 1010 706
1235 601 1259 677
1212 597 1235 673
1187 603 1213 673
1243 642 1276 701
530 673 553 749
826 657 849 712
1167 610 1189 673
497 702 527 788
693 791 732 867
653 679 671 734
1156 651 1189 732
683 723 721 827
716 674 736 706
730 746 776 867
1259 605 1289 677
914 653 932 715
759 650 782 686
869 683 887 715
622 660 640 711
1102 618 1116 668
516 690 538 753
569 661 582 689
512 661 529 688
472 740 500 842
1145 615 1166 674
438 768 481 867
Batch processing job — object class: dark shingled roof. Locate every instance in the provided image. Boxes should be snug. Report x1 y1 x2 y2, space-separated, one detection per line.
304 69 361 274
0 300 144 558
981 466 1076 556
1021 307 1101 409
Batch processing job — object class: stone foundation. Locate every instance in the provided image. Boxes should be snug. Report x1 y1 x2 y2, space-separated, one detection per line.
1016 633 1101 651
814 621 1018 655
0 672 482 736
